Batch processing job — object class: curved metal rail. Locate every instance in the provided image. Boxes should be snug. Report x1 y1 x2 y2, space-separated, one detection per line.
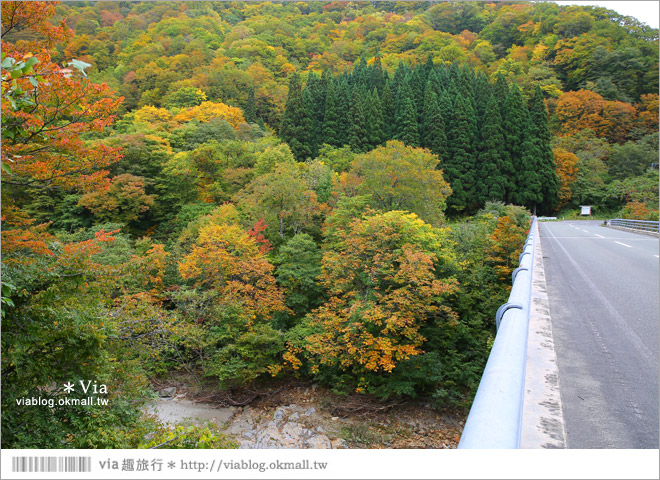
457 217 537 449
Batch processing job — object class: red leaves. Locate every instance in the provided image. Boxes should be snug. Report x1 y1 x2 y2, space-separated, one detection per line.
247 219 273 253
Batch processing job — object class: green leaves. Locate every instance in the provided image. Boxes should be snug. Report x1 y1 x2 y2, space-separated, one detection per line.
348 141 452 226
0 282 16 318
67 59 92 77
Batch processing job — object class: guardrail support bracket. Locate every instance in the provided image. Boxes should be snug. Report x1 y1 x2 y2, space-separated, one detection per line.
512 267 529 283
496 302 523 330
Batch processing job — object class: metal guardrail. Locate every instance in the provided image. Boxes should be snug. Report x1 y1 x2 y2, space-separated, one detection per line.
607 218 659 234
458 216 537 449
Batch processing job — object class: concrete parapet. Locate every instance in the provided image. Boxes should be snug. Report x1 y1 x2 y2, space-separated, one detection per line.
520 220 567 448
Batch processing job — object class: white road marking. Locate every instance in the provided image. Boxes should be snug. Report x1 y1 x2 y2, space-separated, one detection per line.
582 229 589 233
654 255 659 258
615 241 632 248
594 234 604 238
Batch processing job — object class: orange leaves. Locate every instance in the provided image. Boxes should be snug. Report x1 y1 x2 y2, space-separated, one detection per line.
622 201 655 221
486 216 527 283
1 206 54 258
247 219 273 253
553 148 579 208
2 5 123 194
78 173 156 223
1 1 72 49
178 215 287 323
637 93 659 132
123 242 170 303
556 89 605 128
601 101 636 144
1 223 54 259
555 89 637 143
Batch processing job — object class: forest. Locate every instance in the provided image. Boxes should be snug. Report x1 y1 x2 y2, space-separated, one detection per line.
1 1 658 448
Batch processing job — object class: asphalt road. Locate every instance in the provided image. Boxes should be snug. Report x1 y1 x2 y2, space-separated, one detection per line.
539 220 659 448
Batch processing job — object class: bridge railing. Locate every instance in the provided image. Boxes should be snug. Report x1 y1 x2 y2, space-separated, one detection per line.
457 216 537 449
608 218 659 234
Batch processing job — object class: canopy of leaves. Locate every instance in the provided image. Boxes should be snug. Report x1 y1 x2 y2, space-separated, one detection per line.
346 140 451 225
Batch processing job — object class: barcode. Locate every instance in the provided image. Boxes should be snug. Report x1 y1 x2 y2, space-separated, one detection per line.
11 456 92 473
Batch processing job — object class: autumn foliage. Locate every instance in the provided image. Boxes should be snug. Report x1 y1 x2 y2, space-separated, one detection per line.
178 222 286 322
487 216 528 283
1 2 122 191
553 148 579 208
555 89 637 144
173 101 246 128
1 0 657 448
296 211 458 393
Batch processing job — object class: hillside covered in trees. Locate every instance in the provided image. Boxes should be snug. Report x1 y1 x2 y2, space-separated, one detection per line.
1 1 658 448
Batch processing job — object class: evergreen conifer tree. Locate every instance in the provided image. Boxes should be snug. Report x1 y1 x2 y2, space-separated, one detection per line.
366 88 385 149
424 53 435 81
280 72 312 161
502 82 529 202
348 88 370 153
303 73 320 158
371 50 385 92
473 71 491 124
337 77 352 143
410 67 426 122
305 72 327 158
436 64 448 91
477 93 508 203
354 54 369 89
245 86 257 123
493 73 509 117
445 94 477 214
459 65 476 105
391 62 407 99
438 89 453 134
421 90 448 164
425 69 441 98
447 61 461 96
381 80 395 140
322 79 342 147
513 86 559 214
393 79 419 147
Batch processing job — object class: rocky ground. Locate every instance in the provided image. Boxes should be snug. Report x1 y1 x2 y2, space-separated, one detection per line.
149 380 465 449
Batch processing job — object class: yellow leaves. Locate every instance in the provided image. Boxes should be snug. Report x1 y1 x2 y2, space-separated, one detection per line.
133 105 172 125
303 211 459 382
531 44 549 62
173 101 246 128
487 216 527 282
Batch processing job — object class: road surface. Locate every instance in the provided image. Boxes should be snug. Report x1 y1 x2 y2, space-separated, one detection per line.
539 220 659 448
